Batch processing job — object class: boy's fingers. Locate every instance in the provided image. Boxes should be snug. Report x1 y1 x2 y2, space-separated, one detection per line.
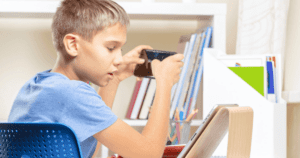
151 59 159 67
128 45 153 57
136 77 143 81
123 56 145 65
135 45 153 53
172 54 184 61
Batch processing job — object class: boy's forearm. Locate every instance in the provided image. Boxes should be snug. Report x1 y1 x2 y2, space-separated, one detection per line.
97 77 120 109
141 81 172 156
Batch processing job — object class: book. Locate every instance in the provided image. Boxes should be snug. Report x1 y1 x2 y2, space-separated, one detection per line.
130 78 151 119
136 78 151 119
188 27 213 116
138 79 156 119
187 55 204 118
146 92 156 119
176 34 192 55
170 41 190 119
183 31 205 119
126 80 142 119
185 27 213 118
162 144 186 158
266 57 276 102
177 32 203 119
170 33 198 119
170 34 192 108
272 56 278 103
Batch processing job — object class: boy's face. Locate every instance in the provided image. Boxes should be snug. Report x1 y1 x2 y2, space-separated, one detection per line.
74 22 126 87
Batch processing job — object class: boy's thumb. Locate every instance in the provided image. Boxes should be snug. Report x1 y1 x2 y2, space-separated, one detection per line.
151 59 159 77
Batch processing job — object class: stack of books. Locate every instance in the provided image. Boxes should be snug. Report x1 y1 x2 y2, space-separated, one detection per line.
125 26 213 120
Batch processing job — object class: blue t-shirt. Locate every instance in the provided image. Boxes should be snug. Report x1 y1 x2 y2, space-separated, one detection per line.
8 69 118 158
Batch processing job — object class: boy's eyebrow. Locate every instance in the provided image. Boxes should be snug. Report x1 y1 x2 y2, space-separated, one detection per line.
104 40 127 45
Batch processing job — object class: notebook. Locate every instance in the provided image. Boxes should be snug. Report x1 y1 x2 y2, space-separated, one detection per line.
177 104 238 158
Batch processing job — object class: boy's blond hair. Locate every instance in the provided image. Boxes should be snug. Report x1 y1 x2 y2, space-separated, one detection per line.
51 0 130 58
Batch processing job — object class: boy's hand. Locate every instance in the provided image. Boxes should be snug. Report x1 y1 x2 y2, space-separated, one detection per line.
114 45 153 82
151 54 184 87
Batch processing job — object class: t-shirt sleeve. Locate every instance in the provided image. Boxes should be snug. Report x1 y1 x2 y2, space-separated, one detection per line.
60 83 118 142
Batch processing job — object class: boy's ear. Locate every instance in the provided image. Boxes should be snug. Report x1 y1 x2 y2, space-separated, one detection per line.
63 33 80 57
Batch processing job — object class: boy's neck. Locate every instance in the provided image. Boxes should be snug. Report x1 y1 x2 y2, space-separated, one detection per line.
50 58 84 82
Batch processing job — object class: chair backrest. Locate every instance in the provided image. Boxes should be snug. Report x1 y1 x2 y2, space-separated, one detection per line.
0 123 82 158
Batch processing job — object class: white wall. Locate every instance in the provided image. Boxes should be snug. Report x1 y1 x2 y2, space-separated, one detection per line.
0 18 56 121
284 0 300 92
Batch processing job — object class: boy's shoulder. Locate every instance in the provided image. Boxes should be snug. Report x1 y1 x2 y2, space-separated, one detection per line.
30 69 95 96
36 69 88 87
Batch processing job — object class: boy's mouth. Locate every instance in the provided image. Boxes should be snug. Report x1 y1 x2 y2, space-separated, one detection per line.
108 70 117 76
108 72 114 76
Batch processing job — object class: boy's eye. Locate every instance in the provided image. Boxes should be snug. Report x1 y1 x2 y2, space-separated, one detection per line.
107 46 116 51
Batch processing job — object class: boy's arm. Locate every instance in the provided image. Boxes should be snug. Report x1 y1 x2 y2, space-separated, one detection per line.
93 81 172 158
94 54 183 158
95 77 120 157
97 77 120 109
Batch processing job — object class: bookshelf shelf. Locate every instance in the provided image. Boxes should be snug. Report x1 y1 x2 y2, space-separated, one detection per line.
0 1 226 158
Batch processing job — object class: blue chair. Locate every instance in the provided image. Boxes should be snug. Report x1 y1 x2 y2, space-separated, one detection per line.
0 123 82 158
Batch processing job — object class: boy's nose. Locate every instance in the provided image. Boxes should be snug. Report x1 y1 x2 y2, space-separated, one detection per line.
114 51 123 66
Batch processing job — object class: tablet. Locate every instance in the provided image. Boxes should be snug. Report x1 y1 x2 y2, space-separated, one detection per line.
177 104 238 158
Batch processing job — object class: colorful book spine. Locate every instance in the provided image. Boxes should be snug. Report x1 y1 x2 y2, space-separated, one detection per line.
272 56 278 103
170 33 197 119
146 92 156 119
139 79 156 119
130 78 151 119
177 33 202 118
170 41 190 119
170 35 192 108
126 80 142 119
183 32 205 119
185 27 213 118
266 56 276 103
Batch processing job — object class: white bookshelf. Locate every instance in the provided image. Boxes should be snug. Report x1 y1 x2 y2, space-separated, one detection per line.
0 1 226 157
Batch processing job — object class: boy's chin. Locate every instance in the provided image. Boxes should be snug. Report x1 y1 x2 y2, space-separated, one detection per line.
98 80 110 87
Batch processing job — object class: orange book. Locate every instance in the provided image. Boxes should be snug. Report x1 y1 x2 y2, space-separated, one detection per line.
162 144 185 158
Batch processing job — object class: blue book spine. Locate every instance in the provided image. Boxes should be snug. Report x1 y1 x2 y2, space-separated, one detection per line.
170 42 190 119
170 33 197 119
183 32 205 119
184 27 213 118
267 61 275 94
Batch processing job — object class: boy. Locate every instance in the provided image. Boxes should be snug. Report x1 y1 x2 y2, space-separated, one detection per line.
8 0 184 157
